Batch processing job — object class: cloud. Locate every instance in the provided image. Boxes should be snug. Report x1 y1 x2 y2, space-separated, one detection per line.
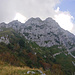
0 0 75 34
54 7 74 33
14 13 26 23
0 0 60 22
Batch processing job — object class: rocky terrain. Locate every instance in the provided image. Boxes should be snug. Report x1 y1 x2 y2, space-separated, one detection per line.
1 17 75 49
1 17 75 56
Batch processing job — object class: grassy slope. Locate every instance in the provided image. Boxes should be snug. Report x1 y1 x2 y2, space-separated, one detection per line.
0 61 44 75
55 53 75 75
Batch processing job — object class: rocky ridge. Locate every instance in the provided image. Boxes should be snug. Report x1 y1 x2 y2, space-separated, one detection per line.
0 17 75 52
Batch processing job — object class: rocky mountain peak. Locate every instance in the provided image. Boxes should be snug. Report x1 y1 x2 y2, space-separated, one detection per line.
25 17 43 27
44 17 60 28
8 20 22 26
0 17 75 52
27 17 42 22
44 17 53 22
0 22 7 27
20 17 75 51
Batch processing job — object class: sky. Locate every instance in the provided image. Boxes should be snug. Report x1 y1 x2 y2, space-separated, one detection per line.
0 0 75 34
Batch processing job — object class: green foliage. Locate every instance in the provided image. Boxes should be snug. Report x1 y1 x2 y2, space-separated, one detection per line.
19 39 25 47
55 53 75 75
7 43 14 49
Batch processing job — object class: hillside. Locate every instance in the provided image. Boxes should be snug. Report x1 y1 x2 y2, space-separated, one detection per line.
0 17 75 75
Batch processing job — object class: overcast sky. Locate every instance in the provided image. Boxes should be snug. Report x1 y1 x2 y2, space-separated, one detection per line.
0 0 75 34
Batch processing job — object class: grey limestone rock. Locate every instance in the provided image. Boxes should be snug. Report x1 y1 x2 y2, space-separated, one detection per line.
0 17 75 52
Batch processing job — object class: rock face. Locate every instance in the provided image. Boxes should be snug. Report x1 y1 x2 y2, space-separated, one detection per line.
0 36 10 44
0 17 75 51
20 17 75 50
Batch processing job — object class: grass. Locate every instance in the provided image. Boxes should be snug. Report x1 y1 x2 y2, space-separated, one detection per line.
0 64 64 75
0 60 44 75
0 65 44 75
0 28 15 39
0 59 44 75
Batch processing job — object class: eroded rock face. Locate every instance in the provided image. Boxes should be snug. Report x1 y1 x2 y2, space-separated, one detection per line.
0 17 75 51
19 17 75 50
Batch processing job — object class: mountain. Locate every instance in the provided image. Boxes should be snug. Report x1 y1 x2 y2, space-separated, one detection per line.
2 17 75 56
0 17 75 75
21 17 75 48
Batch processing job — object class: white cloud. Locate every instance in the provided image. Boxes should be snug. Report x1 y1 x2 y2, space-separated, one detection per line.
0 0 75 34
54 7 74 32
0 0 60 22
14 13 26 23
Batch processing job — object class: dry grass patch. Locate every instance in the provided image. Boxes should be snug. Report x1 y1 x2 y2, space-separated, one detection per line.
0 65 44 75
